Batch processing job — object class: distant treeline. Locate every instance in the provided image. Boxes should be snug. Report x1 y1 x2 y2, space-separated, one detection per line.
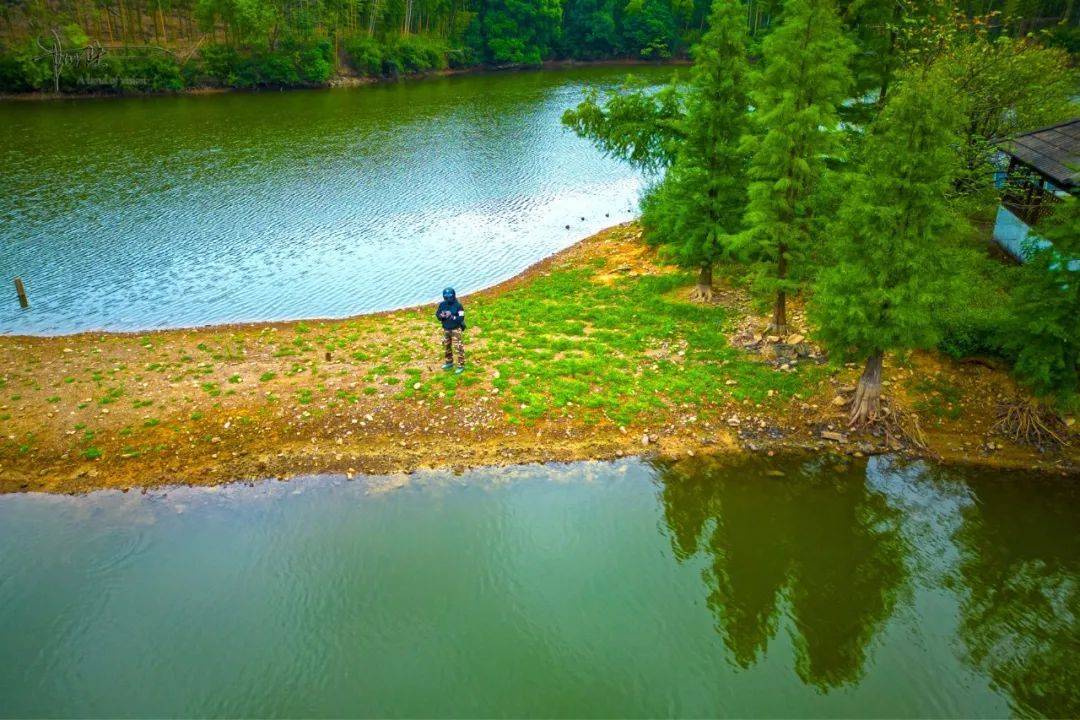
0 0 1076 92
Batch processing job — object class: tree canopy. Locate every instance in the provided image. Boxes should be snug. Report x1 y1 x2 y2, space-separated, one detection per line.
738 0 854 333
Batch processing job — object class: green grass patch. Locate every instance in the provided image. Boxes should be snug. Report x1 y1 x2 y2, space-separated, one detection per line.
464 264 820 425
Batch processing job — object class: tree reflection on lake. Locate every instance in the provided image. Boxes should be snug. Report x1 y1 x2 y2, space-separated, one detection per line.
657 455 909 691
952 470 1080 719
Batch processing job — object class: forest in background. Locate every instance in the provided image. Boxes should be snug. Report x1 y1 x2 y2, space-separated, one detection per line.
0 0 1077 92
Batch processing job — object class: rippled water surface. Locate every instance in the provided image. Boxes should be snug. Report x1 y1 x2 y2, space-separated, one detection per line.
1 455 1077 717
0 67 667 335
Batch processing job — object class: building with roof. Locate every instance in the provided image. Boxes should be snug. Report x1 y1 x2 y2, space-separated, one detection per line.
992 118 1079 260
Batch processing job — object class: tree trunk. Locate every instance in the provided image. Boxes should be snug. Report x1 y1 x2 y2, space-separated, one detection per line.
849 350 884 426
771 291 787 335
689 263 715 303
769 242 788 335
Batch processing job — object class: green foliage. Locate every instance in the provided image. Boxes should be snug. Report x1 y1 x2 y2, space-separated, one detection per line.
936 259 1016 361
811 70 965 360
1004 198 1080 401
344 37 385 75
0 44 35 91
345 35 452 77
925 33 1077 204
738 0 854 316
562 79 685 172
640 0 750 273
559 0 620 58
620 0 679 58
386 35 450 74
190 39 332 88
1042 22 1080 55
118 51 184 91
195 0 275 44
470 0 562 65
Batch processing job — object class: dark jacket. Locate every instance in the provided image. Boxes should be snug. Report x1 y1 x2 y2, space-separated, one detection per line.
436 299 466 330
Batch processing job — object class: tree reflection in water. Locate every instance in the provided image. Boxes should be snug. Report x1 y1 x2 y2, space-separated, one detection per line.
655 455 908 691
952 471 1080 719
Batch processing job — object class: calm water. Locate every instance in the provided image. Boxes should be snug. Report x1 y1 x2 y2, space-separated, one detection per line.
0 455 1076 718
0 67 668 335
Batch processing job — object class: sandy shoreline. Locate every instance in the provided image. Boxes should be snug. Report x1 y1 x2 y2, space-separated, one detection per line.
0 223 1074 494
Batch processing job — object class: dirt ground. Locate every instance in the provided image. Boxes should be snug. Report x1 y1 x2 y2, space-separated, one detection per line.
0 223 1075 494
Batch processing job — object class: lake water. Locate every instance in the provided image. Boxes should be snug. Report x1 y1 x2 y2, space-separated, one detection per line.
1 455 1076 717
0 67 668 336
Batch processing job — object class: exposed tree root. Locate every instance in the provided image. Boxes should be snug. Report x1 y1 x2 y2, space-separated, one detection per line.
993 398 1067 450
689 284 716 303
767 322 789 336
880 401 928 451
689 264 716 304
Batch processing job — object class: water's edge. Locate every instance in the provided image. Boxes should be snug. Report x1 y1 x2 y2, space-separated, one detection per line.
1 222 626 341
0 58 688 103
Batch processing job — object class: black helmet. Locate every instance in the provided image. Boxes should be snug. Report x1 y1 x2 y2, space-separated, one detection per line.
442 287 456 300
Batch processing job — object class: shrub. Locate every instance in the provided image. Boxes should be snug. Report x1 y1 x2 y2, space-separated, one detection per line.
199 44 242 86
1043 23 1080 56
937 301 1012 361
240 51 300 87
293 38 333 84
0 48 34 92
195 40 331 89
344 37 384 76
1004 198 1080 401
936 258 1016 361
346 35 451 77
119 52 183 91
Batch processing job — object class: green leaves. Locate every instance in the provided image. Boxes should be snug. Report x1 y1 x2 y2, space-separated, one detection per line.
1005 198 1080 401
641 0 751 273
810 69 966 361
562 80 685 173
740 0 854 318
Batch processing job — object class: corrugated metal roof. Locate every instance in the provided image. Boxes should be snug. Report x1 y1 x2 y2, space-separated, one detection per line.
998 118 1080 189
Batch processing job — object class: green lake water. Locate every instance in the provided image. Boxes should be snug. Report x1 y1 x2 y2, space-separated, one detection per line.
0 66 668 335
0 455 1076 717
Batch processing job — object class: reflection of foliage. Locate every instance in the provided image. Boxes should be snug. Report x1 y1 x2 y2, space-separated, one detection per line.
656 455 908 690
785 473 908 690
954 476 1080 718
704 468 795 668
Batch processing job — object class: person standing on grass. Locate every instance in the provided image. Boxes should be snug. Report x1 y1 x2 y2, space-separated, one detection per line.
436 287 466 374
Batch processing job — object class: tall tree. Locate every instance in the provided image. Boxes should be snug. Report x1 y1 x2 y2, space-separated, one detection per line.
810 70 965 425
639 0 750 301
739 0 854 334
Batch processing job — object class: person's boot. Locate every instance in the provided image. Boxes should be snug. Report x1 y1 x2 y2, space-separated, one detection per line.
442 362 454 371
454 365 465 375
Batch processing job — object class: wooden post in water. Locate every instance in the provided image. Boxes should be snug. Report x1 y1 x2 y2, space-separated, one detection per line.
14 278 28 308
